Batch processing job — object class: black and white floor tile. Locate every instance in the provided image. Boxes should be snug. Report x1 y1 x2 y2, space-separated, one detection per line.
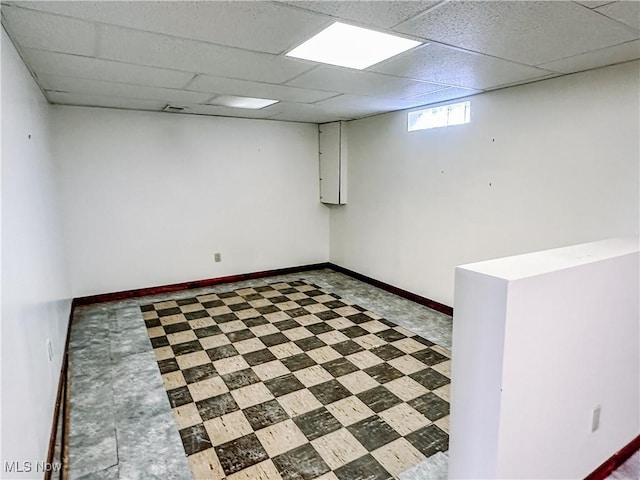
142 280 451 480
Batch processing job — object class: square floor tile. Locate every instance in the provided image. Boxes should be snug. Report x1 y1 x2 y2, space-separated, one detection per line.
333 454 391 480
172 339 204 356
230 382 274 409
378 403 430 436
243 399 290 430
375 329 407 343
162 371 187 390
331 340 364 357
387 355 427 375
309 379 352 405
222 368 261 390
410 368 450 390
325 396 374 427
167 330 198 345
347 416 400 451
213 356 250 375
356 386 402 413
158 357 180 374
294 336 327 352
317 331 350 345
364 363 404 384
196 392 239 421
312 428 368 470
353 334 386 350
167 385 193 408
384 377 428 402
234 337 266 355
321 358 358 378
243 348 277 366
204 410 253 446
264 373 305 397
405 425 448 457
371 437 425 477
293 407 342 441
215 433 269 476
200 334 231 350
255 419 308 457
307 346 341 364
194 325 223 338
182 363 218 384
293 365 334 387
187 447 225 480
306 323 334 335
340 326 369 339
226 459 282 480
411 348 448 366
252 360 290 381
179 424 212 456
278 389 323 417
173 402 202 430
337 371 379 395
346 350 384 369
272 443 330 480
281 353 316 372
371 344 404 361
408 392 450 421
207 344 239 361
269 342 304 359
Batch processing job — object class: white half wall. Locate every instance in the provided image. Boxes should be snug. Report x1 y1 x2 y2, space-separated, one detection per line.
50 106 329 297
449 237 640 479
1 28 72 476
330 61 640 307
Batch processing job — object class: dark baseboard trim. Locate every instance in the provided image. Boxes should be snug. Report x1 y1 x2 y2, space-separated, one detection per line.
327 263 453 316
74 263 331 305
73 261 453 316
45 298 76 480
585 434 640 480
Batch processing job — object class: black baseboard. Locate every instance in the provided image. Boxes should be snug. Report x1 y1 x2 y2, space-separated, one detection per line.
327 263 453 316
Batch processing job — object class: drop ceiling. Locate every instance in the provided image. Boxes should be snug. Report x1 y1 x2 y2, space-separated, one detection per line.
1 0 638 123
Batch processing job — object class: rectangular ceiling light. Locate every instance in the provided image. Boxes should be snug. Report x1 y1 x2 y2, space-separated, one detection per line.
286 22 421 70
210 95 278 109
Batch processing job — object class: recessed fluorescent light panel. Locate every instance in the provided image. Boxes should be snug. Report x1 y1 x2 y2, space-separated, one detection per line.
210 95 278 109
286 22 421 70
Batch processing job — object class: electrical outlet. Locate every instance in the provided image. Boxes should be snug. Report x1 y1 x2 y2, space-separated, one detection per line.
592 405 601 432
46 339 54 363
214 252 221 263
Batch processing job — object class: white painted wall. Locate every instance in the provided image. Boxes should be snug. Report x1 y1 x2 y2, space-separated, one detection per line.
449 237 640 479
330 61 640 306
1 28 72 476
50 107 329 297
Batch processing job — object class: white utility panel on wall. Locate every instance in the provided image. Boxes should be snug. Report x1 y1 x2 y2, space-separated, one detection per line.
319 121 347 205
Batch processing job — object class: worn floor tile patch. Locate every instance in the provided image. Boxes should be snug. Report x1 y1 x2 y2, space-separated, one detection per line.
142 280 451 480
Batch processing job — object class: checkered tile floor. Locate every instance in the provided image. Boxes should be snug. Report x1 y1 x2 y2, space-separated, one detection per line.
141 280 451 480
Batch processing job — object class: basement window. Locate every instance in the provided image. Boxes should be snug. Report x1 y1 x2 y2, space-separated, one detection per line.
408 101 471 131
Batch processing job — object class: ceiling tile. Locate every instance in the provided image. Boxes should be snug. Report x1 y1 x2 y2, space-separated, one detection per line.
98 26 315 84
21 49 194 89
404 86 481 106
46 91 165 111
574 1 618 9
1 5 95 56
314 93 434 117
372 43 552 90
11 1 331 55
265 101 352 123
280 1 440 29
186 75 339 103
595 1 640 31
39 74 212 104
181 103 280 119
538 40 640 74
394 1 638 65
286 65 447 98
